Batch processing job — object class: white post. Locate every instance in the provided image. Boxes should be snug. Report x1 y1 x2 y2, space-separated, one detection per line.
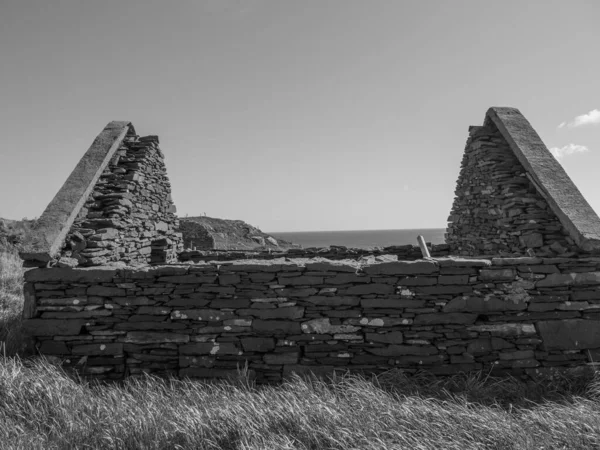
417 235 431 258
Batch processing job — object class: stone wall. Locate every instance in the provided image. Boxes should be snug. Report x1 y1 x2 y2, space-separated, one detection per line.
446 122 575 257
22 255 600 382
178 243 450 263
446 107 600 256
60 133 182 267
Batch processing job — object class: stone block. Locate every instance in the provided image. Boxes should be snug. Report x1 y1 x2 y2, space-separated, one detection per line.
467 323 536 337
492 257 542 266
264 352 299 365
365 331 403 344
277 276 323 286
363 260 438 275
438 275 469 285
180 342 239 355
343 284 394 295
435 257 491 267
304 296 360 306
239 307 305 320
39 340 70 354
414 313 477 325
326 274 371 285
361 298 425 309
71 343 123 355
252 320 301 334
443 295 527 313
170 309 234 321
538 319 600 350
536 272 600 287
241 337 276 352
22 319 85 336
301 318 359 334
124 332 190 344
304 260 359 272
366 345 437 356
87 286 126 297
479 269 516 282
25 268 117 283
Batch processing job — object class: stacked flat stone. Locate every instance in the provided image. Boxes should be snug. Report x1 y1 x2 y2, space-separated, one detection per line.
179 244 451 263
446 121 576 257
61 133 182 266
22 255 600 382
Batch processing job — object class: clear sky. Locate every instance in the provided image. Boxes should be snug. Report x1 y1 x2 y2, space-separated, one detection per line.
0 0 598 232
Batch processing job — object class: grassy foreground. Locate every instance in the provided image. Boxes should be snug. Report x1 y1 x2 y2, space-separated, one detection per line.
3 251 600 449
2 358 600 449
0 251 23 356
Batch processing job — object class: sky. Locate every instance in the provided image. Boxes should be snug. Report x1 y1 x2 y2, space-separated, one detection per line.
0 0 599 232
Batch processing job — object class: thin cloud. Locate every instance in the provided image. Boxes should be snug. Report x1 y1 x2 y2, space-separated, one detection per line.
558 109 600 129
549 143 589 161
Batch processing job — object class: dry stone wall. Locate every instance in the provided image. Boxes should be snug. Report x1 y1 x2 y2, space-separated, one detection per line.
178 243 450 263
446 121 576 257
22 255 600 382
61 133 182 267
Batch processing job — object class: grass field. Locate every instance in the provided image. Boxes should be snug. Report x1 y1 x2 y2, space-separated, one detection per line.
0 251 23 356
3 251 600 449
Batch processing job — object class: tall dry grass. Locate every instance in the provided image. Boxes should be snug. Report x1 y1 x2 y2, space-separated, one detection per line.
1 358 600 450
0 251 24 356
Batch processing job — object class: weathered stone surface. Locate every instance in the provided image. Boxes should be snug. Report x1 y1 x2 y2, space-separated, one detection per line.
252 320 301 334
301 318 359 334
264 352 299 365
171 309 234 321
538 320 600 350
479 269 516 282
124 332 190 344
443 295 527 313
367 345 437 356
365 331 403 344
361 298 425 309
71 343 124 356
363 260 438 275
467 323 536 337
343 284 394 295
241 337 275 352
492 257 542 266
22 319 85 336
304 296 359 306
414 313 477 325
39 340 69 354
239 307 304 320
25 268 117 283
537 272 600 288
87 286 126 297
436 257 491 267
180 342 239 355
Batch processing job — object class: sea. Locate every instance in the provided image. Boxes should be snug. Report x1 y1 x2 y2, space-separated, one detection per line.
269 228 446 249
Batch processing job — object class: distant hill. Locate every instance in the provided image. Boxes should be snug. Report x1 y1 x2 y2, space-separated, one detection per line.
179 216 298 251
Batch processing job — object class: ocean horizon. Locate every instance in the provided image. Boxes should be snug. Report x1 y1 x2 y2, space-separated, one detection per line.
269 228 446 249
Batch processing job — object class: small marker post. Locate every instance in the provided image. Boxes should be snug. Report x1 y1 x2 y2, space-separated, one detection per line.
417 235 431 258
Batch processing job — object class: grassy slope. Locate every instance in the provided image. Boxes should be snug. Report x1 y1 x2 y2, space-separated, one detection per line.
3 251 600 449
0 252 23 356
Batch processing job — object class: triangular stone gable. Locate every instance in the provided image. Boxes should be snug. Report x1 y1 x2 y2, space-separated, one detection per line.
446 107 600 256
20 122 182 266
